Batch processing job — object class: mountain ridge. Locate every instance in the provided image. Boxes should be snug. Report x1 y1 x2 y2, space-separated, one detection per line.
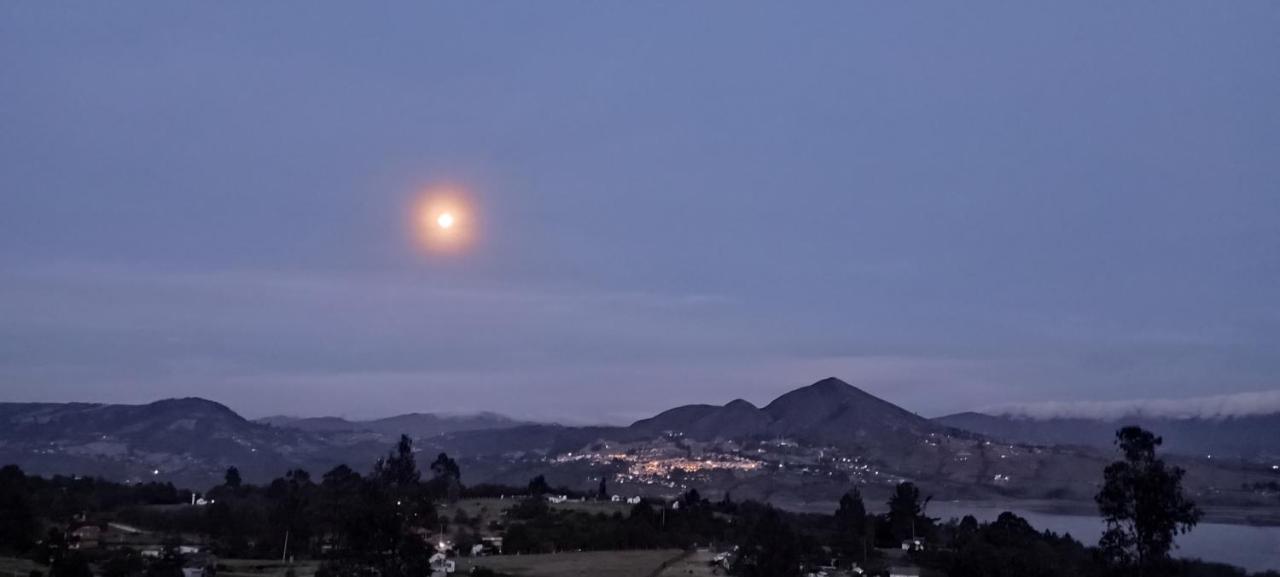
6 379 1275 501
627 377 942 447
257 411 525 438
934 411 1280 460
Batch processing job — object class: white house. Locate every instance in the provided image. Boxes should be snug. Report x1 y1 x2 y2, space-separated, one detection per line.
900 538 925 551
888 567 920 577
626 496 642 504
429 552 455 575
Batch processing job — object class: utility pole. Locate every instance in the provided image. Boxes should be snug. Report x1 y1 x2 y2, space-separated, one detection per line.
910 495 933 545
281 529 290 563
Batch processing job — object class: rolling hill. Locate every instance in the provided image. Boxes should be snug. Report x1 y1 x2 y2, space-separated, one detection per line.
0 398 383 488
4 380 1276 511
258 411 525 438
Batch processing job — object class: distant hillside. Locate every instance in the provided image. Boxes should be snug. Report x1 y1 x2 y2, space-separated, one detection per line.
257 415 359 432
935 411 1280 461
257 411 524 438
0 398 384 488
7 381 1274 506
630 377 948 450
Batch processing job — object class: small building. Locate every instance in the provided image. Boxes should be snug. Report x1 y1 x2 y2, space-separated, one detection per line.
626 496 642 504
480 536 503 555
69 525 101 549
889 568 920 577
429 552 455 575
900 538 925 551
181 553 214 577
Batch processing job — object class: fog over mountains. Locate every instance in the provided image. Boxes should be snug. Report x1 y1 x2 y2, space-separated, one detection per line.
933 389 1280 461
937 414 1280 462
980 389 1280 421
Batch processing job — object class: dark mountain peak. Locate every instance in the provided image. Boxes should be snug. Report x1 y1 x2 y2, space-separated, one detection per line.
765 377 876 409
810 376 853 390
142 397 243 419
761 377 939 443
724 399 757 410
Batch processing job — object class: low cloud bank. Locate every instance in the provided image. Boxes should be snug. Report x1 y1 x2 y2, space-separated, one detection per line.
984 389 1280 421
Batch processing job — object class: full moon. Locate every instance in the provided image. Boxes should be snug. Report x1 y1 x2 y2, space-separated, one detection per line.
412 188 473 253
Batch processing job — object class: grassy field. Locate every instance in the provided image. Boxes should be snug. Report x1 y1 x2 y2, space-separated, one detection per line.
216 559 320 577
0 556 47 577
654 550 723 577
457 549 685 577
439 497 633 535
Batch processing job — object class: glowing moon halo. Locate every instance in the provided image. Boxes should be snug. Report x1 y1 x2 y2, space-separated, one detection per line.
412 188 474 254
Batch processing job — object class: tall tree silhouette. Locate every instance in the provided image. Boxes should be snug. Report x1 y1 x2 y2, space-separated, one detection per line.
1096 426 1202 574
834 488 868 560
526 475 551 496
428 453 461 501
734 507 801 577
887 482 925 543
374 435 420 488
224 466 242 489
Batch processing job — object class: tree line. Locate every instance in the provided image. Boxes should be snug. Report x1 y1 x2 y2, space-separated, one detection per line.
2 427 1277 577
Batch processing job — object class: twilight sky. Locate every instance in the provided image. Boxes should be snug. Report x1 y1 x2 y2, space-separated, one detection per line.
2 3 1278 424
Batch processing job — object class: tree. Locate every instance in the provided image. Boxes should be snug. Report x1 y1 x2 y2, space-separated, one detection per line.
267 469 315 558
734 507 801 577
429 453 460 481
374 435 420 488
887 482 924 543
1096 426 1202 573
597 476 608 500
834 488 868 560
224 467 242 489
428 453 461 502
681 488 703 509
0 465 36 553
526 475 551 496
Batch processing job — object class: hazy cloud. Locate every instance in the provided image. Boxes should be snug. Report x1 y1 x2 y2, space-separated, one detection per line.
1 3 1278 420
984 389 1280 421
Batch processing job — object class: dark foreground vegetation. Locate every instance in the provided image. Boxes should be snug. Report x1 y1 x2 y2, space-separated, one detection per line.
2 428 1276 577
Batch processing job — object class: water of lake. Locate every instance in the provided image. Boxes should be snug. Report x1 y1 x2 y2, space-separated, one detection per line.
930 502 1280 573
